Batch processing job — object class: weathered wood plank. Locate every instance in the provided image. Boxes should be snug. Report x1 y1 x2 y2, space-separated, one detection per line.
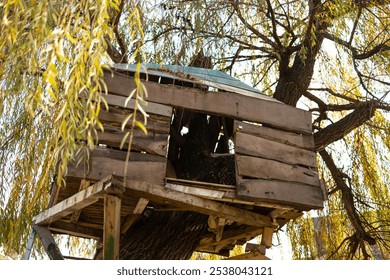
33 225 64 260
197 226 264 251
67 148 166 185
245 243 267 255
234 121 315 150
235 132 317 168
120 198 149 234
261 227 274 248
22 228 36 260
166 180 295 210
98 110 170 134
97 129 168 156
237 179 324 210
103 194 121 260
225 251 270 260
103 94 173 117
49 221 102 240
104 71 312 134
71 179 91 223
33 176 112 225
112 176 274 228
87 146 166 162
236 155 320 187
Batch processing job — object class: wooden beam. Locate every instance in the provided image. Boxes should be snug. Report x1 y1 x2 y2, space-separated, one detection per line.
235 132 317 168
49 221 102 240
33 224 64 260
225 251 270 260
103 193 122 260
236 155 320 187
245 243 267 255
104 71 312 134
33 176 112 225
197 226 264 250
261 227 274 248
22 227 36 260
165 180 295 210
237 179 324 210
121 198 149 234
112 176 274 228
71 179 91 223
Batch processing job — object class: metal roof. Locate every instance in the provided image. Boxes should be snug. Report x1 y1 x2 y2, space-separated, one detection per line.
110 63 280 103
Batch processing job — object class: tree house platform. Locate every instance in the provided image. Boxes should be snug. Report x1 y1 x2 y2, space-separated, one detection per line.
31 64 324 260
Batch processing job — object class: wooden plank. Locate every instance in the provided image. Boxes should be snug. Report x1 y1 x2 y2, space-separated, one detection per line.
22 228 36 260
71 179 91 223
98 110 170 134
197 226 263 250
48 182 60 207
67 148 166 185
165 181 295 210
165 183 227 199
261 227 274 248
235 132 317 168
112 176 274 228
104 71 312 134
245 243 266 255
103 194 121 260
234 121 315 150
103 94 173 117
236 155 320 187
88 146 166 162
49 221 102 240
33 225 64 260
121 198 149 234
237 179 324 210
225 251 270 260
33 176 112 225
97 129 168 156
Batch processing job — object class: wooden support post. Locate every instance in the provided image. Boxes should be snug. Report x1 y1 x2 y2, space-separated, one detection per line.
22 227 36 260
261 227 274 249
103 186 124 260
33 225 64 260
71 179 91 223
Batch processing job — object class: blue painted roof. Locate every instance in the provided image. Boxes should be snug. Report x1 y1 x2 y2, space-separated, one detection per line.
110 63 279 103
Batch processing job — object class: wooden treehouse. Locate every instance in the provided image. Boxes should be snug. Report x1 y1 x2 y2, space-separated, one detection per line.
28 64 324 260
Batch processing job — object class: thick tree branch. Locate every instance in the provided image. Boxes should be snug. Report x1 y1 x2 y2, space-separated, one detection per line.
323 32 390 60
319 150 376 250
314 101 377 151
106 0 128 63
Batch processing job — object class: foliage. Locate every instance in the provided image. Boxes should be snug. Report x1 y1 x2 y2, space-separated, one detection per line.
0 0 145 256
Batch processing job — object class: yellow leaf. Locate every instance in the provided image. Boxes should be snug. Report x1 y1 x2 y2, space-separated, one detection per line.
136 121 147 135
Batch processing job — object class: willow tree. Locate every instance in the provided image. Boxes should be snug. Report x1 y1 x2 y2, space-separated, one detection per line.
140 0 390 259
0 0 145 257
1 0 390 260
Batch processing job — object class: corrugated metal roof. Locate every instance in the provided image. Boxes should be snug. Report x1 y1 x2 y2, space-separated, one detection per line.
110 63 280 103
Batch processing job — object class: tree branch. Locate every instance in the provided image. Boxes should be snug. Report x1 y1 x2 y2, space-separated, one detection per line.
229 0 279 49
314 101 377 151
319 149 376 248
